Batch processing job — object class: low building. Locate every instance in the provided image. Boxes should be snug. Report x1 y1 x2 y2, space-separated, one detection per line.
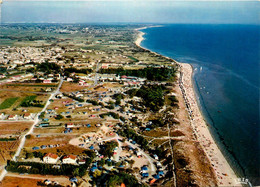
154 154 159 160
62 155 77 164
66 123 74 128
43 80 52 84
43 153 59 164
78 160 86 165
23 113 31 119
8 115 17 120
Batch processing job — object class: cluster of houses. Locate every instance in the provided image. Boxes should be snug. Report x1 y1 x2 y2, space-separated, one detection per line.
0 46 64 66
31 73 60 84
32 143 64 151
0 113 35 120
42 153 85 165
0 73 33 83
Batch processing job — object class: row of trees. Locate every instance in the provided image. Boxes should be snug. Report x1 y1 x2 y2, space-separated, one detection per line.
6 160 79 176
99 67 176 81
63 93 84 102
99 112 119 119
7 150 96 177
64 67 92 77
20 99 44 108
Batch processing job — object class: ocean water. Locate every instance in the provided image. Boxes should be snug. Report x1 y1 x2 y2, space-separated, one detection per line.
141 24 260 185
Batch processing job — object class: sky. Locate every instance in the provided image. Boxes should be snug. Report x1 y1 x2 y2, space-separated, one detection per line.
1 1 259 24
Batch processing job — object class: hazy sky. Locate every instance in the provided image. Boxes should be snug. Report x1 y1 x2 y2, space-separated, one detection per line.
1 1 259 24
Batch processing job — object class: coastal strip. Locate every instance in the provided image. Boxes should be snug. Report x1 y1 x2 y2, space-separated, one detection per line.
178 63 239 186
135 27 240 186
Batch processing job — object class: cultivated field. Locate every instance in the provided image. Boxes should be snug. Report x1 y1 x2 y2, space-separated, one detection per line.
0 122 33 136
1 174 71 187
0 97 19 110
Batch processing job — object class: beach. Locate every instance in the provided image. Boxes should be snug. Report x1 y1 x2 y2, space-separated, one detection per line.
134 28 146 47
178 63 239 186
135 28 240 186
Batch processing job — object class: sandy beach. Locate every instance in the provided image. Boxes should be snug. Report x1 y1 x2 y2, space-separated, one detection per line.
134 27 146 47
135 27 240 186
178 63 240 186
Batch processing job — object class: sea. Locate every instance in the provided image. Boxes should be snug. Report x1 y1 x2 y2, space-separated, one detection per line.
140 24 260 185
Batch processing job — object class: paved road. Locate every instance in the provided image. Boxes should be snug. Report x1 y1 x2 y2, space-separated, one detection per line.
0 78 63 181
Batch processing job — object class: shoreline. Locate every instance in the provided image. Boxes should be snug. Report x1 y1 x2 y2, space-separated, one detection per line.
134 27 240 186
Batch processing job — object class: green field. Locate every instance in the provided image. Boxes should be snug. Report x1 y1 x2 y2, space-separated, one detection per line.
0 97 19 110
128 56 139 62
20 95 37 106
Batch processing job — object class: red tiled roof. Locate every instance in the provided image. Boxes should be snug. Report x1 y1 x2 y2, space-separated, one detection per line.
63 155 77 160
44 153 58 159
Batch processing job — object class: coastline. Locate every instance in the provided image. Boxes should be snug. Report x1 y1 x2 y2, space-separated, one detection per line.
135 27 240 186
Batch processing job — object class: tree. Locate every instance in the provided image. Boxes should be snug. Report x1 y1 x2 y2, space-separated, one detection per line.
93 170 102 178
99 159 105 166
55 114 64 120
128 160 135 167
72 168 80 176
100 141 118 158
25 135 32 139
26 152 34 159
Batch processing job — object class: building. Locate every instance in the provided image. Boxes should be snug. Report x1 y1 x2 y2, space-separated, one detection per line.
78 159 86 165
62 155 77 164
23 113 31 119
66 123 74 128
43 153 59 164
43 80 52 84
8 115 17 120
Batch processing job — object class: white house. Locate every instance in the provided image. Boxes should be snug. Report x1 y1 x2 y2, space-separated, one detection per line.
23 113 31 120
66 123 74 128
8 115 17 120
67 78 73 82
43 80 52 84
75 93 83 98
43 153 59 164
153 154 159 160
62 155 77 164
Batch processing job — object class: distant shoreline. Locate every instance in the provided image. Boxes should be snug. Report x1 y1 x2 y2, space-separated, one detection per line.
134 26 240 186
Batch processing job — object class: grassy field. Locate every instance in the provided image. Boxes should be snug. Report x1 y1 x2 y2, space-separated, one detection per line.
128 56 139 62
0 97 19 110
20 95 37 106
